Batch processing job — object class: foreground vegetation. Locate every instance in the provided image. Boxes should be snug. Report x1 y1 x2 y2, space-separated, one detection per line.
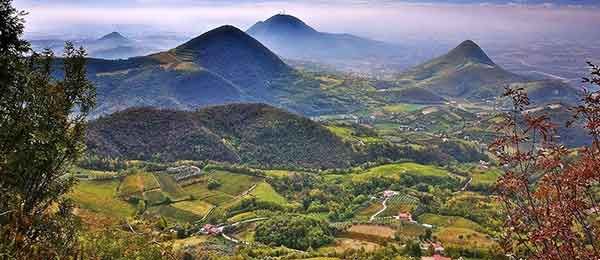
2 0 599 259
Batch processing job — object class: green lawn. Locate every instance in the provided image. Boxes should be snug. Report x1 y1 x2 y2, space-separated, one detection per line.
209 170 262 196
326 125 384 144
250 182 287 206
382 103 424 113
353 162 451 182
69 180 135 218
417 213 484 232
471 168 502 190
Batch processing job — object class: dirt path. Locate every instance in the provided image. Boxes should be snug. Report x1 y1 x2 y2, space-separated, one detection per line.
370 198 388 222
460 177 472 191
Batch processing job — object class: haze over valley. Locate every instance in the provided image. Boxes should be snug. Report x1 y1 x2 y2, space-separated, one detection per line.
3 1 600 259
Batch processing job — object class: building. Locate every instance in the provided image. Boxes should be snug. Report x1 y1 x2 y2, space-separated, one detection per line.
394 212 413 222
422 223 433 229
430 242 445 254
383 190 398 198
200 224 224 235
422 255 451 260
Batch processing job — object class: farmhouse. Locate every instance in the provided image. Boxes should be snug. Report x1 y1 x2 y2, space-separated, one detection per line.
383 190 398 198
422 255 451 260
200 224 224 235
394 212 413 222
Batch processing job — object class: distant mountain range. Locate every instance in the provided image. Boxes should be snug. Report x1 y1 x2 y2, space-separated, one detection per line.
31 32 152 59
80 25 355 117
59 16 581 118
246 14 416 72
386 40 580 104
86 104 356 168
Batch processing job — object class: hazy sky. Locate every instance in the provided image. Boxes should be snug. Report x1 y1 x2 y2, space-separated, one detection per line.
15 0 600 45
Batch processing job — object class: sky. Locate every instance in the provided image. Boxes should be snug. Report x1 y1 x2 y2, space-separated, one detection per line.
15 0 600 46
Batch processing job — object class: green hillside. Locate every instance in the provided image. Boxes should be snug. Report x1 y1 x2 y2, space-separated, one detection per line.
85 104 356 169
392 40 580 103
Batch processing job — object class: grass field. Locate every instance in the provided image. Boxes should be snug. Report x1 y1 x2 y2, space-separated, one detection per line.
264 170 297 178
326 125 384 144
347 224 396 239
417 213 485 232
172 236 209 251
395 222 426 240
119 172 160 197
353 162 451 182
146 205 201 223
382 104 424 113
72 167 119 180
471 168 502 190
318 238 381 254
171 200 213 217
250 182 287 206
434 227 496 250
209 170 262 196
354 201 383 221
143 190 168 205
228 211 258 223
155 173 187 199
70 180 135 218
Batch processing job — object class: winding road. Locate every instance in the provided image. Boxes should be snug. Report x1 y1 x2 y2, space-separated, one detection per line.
370 197 389 221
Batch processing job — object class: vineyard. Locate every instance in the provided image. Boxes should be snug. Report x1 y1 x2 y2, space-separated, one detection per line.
379 193 419 218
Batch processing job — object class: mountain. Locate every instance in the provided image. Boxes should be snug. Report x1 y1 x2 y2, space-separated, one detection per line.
247 14 409 71
391 40 580 104
96 32 131 45
81 25 356 117
85 104 356 169
160 25 291 92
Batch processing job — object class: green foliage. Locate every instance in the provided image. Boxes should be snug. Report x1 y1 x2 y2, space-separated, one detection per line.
78 229 176 259
255 214 333 250
69 180 136 218
86 104 356 169
207 178 222 190
0 1 95 257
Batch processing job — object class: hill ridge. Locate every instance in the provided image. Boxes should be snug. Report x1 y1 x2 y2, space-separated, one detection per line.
86 104 355 168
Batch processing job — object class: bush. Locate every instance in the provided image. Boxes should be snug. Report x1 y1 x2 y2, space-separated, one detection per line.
207 178 222 190
254 214 333 250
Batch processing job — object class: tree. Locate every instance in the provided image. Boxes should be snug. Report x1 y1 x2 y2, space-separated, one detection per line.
207 178 222 190
0 0 96 257
254 214 333 250
490 63 600 259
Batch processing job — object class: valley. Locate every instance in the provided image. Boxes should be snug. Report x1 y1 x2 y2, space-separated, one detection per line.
66 15 591 260
4 1 600 259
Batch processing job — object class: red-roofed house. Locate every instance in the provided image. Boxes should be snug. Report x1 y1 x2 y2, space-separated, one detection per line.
422 254 451 260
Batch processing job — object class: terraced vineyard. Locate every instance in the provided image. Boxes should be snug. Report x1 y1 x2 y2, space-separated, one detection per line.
379 193 419 217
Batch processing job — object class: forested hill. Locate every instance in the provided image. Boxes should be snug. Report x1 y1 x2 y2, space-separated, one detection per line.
85 104 356 169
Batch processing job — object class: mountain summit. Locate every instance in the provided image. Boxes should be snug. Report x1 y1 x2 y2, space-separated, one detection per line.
247 14 318 37
246 14 403 65
391 40 579 103
97 32 130 44
170 25 290 91
445 40 495 66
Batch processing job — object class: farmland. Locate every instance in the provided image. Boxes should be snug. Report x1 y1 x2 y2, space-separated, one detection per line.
69 180 136 218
